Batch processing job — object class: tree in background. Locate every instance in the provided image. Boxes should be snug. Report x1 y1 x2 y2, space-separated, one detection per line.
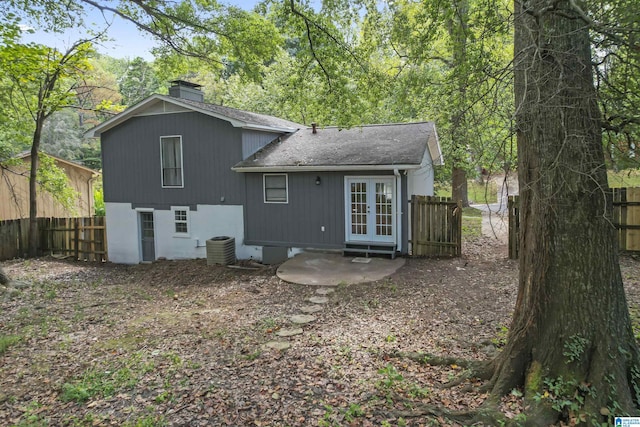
594 2 640 171
386 0 513 204
0 19 95 255
118 57 160 106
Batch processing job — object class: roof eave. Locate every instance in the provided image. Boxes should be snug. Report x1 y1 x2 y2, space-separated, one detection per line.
429 126 444 166
231 164 422 173
85 94 299 137
242 124 299 133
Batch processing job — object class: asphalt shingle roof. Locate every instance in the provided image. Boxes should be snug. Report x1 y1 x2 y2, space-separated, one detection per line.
234 122 441 170
174 98 304 130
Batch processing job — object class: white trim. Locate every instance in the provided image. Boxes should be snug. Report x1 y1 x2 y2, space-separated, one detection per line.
344 176 397 244
233 164 421 173
430 126 444 166
136 209 156 263
263 173 289 204
160 135 184 188
171 206 190 237
85 95 299 138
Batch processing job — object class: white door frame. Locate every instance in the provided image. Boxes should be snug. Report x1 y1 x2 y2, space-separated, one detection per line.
344 176 397 244
136 208 156 263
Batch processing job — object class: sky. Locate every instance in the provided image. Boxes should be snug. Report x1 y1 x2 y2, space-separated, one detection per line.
21 0 260 61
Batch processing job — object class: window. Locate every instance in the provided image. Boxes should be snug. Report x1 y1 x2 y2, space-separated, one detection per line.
264 174 288 203
161 136 183 187
172 207 189 235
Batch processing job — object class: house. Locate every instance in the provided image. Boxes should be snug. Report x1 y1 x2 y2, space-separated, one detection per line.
0 152 99 220
87 80 442 264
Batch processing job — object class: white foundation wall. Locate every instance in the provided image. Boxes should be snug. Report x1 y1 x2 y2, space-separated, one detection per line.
105 202 262 264
105 203 143 264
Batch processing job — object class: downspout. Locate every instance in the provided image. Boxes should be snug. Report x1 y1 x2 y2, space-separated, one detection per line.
394 169 402 253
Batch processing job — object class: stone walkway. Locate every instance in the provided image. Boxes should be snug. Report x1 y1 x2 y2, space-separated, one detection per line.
262 286 335 351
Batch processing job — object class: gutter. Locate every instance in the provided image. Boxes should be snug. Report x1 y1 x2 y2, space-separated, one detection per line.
231 164 422 173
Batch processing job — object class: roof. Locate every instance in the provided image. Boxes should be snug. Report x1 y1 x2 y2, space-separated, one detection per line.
233 122 443 172
86 94 303 137
8 151 100 176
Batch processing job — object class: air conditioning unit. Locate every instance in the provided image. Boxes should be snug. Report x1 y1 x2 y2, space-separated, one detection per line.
206 236 235 265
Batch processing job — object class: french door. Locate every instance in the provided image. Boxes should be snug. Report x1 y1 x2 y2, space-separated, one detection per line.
345 177 395 243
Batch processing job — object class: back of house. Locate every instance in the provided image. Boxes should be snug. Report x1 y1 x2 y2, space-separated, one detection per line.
89 80 442 264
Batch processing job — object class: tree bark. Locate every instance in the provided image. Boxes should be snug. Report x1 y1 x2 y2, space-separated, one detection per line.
448 0 471 208
489 0 640 423
452 165 469 207
28 118 43 258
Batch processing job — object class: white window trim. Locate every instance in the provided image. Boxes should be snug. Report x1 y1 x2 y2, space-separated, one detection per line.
160 135 184 188
263 173 289 204
171 206 190 237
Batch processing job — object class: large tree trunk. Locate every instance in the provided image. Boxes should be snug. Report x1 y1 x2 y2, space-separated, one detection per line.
489 1 640 423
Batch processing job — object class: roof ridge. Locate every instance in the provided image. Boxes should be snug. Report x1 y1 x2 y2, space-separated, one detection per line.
303 121 433 129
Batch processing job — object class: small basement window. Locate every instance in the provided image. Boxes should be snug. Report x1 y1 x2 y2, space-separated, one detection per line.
172 207 189 235
264 174 288 203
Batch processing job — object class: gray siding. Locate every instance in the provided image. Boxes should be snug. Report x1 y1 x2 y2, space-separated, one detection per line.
242 131 280 159
244 171 403 250
101 112 247 208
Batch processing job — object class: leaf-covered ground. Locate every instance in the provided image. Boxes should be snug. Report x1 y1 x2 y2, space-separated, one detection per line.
1 237 639 426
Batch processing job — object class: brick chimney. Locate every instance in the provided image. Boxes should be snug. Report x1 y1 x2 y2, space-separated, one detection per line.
168 80 204 102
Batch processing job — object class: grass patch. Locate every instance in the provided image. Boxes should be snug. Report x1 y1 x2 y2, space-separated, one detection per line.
468 181 498 204
462 207 483 217
0 335 21 355
435 181 498 204
95 332 147 352
608 169 640 188
61 352 155 403
462 207 483 237
61 366 138 402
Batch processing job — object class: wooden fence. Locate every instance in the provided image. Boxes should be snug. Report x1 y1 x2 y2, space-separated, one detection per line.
0 216 107 261
613 187 640 252
410 195 462 257
508 188 640 259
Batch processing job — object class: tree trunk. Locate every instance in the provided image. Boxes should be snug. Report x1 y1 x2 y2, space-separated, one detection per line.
489 1 640 424
28 118 43 258
448 0 470 209
452 165 469 207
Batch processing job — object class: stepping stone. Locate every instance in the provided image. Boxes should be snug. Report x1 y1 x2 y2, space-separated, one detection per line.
276 328 303 337
263 341 291 351
316 288 335 295
290 314 316 324
307 296 329 304
300 305 323 314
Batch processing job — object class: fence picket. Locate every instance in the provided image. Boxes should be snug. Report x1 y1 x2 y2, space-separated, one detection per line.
410 195 462 257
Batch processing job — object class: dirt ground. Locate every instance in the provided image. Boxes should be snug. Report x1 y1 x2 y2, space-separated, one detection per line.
1 233 639 426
